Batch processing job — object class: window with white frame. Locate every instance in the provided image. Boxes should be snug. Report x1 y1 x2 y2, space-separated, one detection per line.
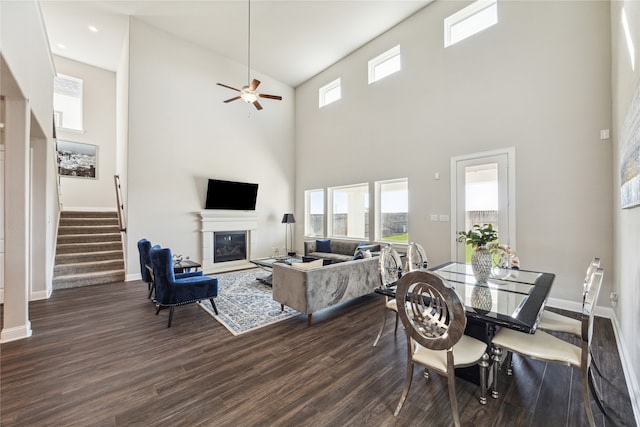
319 78 341 108
305 189 325 237
53 74 83 131
329 183 369 240
376 178 408 243
368 45 401 84
444 0 498 48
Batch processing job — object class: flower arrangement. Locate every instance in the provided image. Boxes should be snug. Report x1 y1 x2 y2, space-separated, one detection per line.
456 223 498 249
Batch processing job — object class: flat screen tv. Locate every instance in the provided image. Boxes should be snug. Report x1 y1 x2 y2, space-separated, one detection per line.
205 179 258 211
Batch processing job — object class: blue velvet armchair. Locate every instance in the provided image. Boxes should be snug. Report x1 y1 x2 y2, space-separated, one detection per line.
149 246 219 327
138 238 203 300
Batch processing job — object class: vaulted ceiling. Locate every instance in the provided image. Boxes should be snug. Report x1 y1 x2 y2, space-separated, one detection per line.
40 1 432 88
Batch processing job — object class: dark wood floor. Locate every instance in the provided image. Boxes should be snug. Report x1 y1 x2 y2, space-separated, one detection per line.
0 279 636 426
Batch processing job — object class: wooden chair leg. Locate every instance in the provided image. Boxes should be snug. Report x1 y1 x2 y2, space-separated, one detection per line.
307 314 313 326
209 298 218 315
167 307 175 328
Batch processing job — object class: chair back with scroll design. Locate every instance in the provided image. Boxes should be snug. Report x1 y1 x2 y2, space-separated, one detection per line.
372 245 404 347
394 271 488 426
378 245 403 287
407 242 428 271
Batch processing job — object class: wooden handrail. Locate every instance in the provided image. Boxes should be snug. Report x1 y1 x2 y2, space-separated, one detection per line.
114 175 126 232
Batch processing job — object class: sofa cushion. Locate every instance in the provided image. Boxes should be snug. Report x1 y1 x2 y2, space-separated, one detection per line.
353 249 364 260
316 239 331 253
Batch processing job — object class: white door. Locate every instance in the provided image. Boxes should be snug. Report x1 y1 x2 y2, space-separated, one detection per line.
451 148 516 263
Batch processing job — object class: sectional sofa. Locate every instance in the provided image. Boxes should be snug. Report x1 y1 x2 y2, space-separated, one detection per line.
272 255 381 325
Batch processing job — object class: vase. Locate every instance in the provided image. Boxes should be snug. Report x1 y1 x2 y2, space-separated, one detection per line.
470 284 493 315
471 246 492 283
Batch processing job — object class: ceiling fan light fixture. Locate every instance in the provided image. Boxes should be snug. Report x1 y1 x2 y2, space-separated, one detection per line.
241 92 258 103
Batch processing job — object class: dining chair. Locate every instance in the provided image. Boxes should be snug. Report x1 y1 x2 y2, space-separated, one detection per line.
537 257 601 336
491 267 605 427
372 245 403 347
393 270 489 426
407 241 428 271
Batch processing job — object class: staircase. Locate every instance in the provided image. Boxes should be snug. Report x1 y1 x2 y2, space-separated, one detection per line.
53 211 125 290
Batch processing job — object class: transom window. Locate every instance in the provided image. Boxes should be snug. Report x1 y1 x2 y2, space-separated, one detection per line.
368 45 401 84
328 183 369 240
319 78 341 108
444 0 498 48
53 74 83 131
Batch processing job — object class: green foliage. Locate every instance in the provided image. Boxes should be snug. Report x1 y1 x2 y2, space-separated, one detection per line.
382 233 408 243
456 224 498 249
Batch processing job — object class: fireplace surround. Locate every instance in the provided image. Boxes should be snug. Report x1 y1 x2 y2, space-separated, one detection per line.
200 210 258 274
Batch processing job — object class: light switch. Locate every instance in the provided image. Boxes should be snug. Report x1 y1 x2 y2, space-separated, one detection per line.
434 172 440 180
439 215 450 222
600 129 610 140
430 214 438 221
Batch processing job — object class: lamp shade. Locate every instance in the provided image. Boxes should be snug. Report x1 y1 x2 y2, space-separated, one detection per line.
281 213 296 224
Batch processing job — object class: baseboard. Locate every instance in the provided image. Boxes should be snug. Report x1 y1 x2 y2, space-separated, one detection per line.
0 321 32 343
609 314 640 425
31 287 52 301
126 272 142 282
547 297 640 424
545 297 613 319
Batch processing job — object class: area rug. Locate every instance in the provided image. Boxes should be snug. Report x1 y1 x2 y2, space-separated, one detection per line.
198 268 300 335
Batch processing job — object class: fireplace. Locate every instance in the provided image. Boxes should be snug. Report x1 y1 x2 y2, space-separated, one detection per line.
200 210 258 274
214 231 247 263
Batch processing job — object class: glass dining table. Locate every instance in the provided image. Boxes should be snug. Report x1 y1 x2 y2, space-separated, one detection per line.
375 261 556 337
375 261 555 385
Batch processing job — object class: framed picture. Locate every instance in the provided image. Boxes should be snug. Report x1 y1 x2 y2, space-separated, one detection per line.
621 81 640 209
57 140 97 179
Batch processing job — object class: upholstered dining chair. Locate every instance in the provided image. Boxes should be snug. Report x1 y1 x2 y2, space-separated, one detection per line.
407 241 428 271
491 267 605 427
537 257 601 336
149 246 219 327
393 270 489 426
372 245 403 347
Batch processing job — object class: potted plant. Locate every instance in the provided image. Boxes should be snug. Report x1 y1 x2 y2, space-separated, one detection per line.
457 224 498 282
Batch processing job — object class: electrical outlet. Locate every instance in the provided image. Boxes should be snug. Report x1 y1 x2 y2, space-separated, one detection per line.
610 292 618 307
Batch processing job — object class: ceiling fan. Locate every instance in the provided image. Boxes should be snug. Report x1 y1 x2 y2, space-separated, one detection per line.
217 0 282 111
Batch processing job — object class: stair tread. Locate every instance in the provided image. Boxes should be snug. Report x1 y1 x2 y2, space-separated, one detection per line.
53 269 125 280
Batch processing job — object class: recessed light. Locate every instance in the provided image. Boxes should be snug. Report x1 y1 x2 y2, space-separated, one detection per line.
57 43 67 49
88 25 98 33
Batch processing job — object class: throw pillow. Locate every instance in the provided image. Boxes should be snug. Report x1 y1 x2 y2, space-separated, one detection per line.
316 239 331 253
353 249 364 260
291 259 324 270
363 250 372 258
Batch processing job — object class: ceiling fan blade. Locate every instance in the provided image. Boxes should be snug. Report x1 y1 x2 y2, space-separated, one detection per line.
250 79 261 91
223 96 242 103
217 83 241 92
258 93 282 101
253 100 263 110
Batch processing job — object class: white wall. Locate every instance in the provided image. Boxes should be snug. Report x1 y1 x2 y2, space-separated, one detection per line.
296 1 612 305
126 19 295 277
611 0 640 417
54 56 117 210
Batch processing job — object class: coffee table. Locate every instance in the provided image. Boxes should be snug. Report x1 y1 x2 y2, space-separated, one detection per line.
251 256 302 285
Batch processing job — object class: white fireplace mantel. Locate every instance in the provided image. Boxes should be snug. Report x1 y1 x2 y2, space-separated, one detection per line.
199 210 258 273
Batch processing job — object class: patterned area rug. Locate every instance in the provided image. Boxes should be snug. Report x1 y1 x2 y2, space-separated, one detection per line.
198 268 300 335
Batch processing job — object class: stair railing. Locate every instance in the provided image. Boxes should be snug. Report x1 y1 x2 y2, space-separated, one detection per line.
114 175 126 232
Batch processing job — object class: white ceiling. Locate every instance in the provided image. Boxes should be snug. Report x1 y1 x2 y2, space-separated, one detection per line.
39 0 432 88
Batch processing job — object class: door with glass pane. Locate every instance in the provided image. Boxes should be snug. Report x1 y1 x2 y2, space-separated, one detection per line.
451 148 515 263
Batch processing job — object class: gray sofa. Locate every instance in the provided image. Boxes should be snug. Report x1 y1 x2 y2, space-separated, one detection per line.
272 256 381 325
304 239 381 263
